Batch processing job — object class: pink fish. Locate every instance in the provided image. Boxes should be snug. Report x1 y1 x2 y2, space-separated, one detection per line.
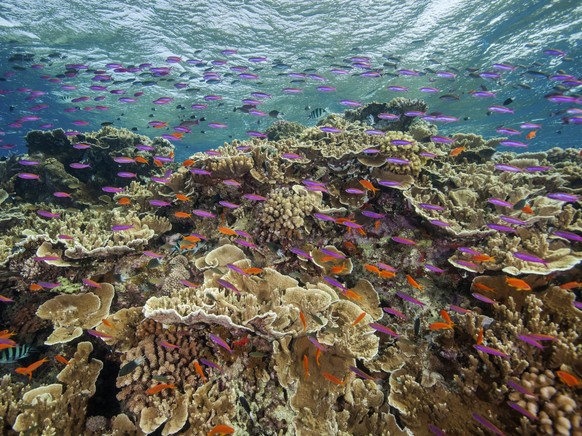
308 336 328 351
369 323 400 338
160 340 180 350
209 334 233 353
226 263 247 275
473 344 510 359
111 225 134 231
243 193 267 201
396 291 425 307
87 329 113 339
192 209 216 218
383 307 407 319
17 173 40 180
143 251 164 259
37 210 60 219
216 278 240 294
391 236 416 245
53 192 72 198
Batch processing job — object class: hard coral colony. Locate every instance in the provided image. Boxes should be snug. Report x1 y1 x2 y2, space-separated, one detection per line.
0 47 581 436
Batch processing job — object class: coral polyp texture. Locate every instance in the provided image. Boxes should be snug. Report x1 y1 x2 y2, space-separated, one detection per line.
0 100 580 436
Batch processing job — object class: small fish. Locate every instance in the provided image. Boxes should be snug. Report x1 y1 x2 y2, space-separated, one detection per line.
473 344 510 359
556 370 581 387
322 372 345 385
369 323 399 338
406 275 424 291
54 355 70 365
303 354 309 378
209 333 233 353
0 344 33 364
119 357 143 376
308 336 328 352
207 424 235 436
15 357 48 380
87 329 113 339
507 401 538 421
471 413 506 436
193 360 207 382
160 340 180 350
505 277 532 291
146 383 176 395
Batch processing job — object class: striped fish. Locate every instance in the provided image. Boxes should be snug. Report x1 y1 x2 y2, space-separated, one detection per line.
0 344 33 364
307 107 327 119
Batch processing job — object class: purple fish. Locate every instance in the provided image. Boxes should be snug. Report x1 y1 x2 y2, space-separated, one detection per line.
496 127 521 135
517 335 545 349
473 345 509 359
472 293 497 304
218 201 240 209
386 157 410 165
192 209 216 218
349 366 377 381
111 225 134 231
486 223 517 233
430 135 454 144
487 198 513 208
37 281 61 289
117 172 137 178
308 336 328 351
499 140 527 148
449 305 471 314
458 247 481 255
499 216 526 226
282 87 303 94
362 148 380 154
396 291 425 307
319 126 343 133
70 163 91 169
512 252 547 266
391 139 413 146
18 160 40 166
494 164 522 172
216 278 241 295
339 100 362 107
313 213 336 222
199 358 223 372
143 251 164 259
323 276 347 291
361 210 385 219
226 263 247 275
282 153 304 160
507 402 537 421
391 236 416 245
345 188 366 195
546 192 579 202
383 307 407 319
378 113 399 120
471 413 506 436
37 210 61 219
424 264 444 273
243 193 267 201
149 199 171 207
552 230 582 242
429 219 451 227
234 239 257 249
290 247 312 259
190 169 212 176
428 424 446 436
419 203 445 211
364 130 385 136
507 380 537 397
525 166 551 172
209 334 233 353
369 323 400 338
34 256 60 262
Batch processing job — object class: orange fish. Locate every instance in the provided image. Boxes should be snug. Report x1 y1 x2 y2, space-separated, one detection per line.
55 355 70 365
374 220 382 232
175 194 190 202
146 383 177 395
379 270 396 279
101 318 115 329
556 370 581 387
352 312 366 326
232 336 249 347
330 264 347 274
117 197 131 205
560 281 582 290
153 159 164 167
183 235 201 243
299 310 307 332
244 267 263 275
174 212 192 219
193 360 207 383
364 264 381 275
134 156 149 164
315 348 321 366
472 254 495 262
29 283 43 291
182 159 195 167
0 343 16 351
440 309 453 326
303 354 309 378
359 179 378 194
207 424 235 436
476 327 483 345
170 132 184 139
406 275 423 291
344 289 362 300
473 282 496 293
429 322 454 331
521 204 534 214
15 357 48 380
0 330 16 340
505 277 532 291
322 372 345 385
450 146 466 156
180 243 196 250
320 255 337 263
525 130 537 140
152 122 168 128
218 226 237 236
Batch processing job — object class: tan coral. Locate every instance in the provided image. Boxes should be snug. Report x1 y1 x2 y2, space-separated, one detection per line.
36 282 115 344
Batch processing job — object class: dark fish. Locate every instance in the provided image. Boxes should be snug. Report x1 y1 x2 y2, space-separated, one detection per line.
0 344 34 364
152 374 171 383
309 312 325 325
268 110 282 118
101 122 114 126
503 97 515 106
249 351 267 358
239 396 254 421
413 317 421 337
513 198 528 210
118 357 143 377
439 94 460 101
308 108 326 119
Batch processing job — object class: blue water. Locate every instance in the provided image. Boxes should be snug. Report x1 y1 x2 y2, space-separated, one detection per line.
1 0 581 159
